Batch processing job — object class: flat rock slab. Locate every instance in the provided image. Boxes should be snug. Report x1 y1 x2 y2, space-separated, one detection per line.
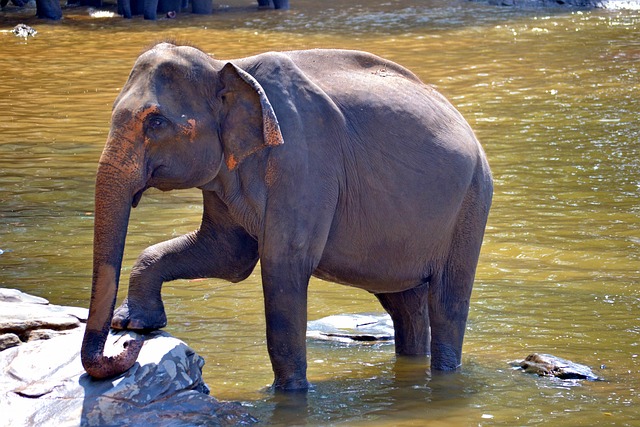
0 301 86 334
0 288 50 304
307 313 394 343
0 288 88 348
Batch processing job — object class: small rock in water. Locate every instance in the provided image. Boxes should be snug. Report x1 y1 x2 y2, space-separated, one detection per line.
510 353 603 381
12 24 37 38
307 313 394 343
88 8 116 18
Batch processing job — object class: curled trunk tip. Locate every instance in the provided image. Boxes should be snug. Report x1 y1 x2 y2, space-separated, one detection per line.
81 329 144 379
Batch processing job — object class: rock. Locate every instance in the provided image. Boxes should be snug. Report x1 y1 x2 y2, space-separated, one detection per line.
24 328 73 341
307 313 394 343
0 333 21 351
0 288 257 426
510 353 603 381
11 24 37 38
88 8 117 18
0 288 49 304
0 291 87 342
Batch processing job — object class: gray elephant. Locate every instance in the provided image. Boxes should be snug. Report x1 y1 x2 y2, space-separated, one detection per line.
117 0 207 19
3 0 67 20
118 0 286 19
81 43 493 391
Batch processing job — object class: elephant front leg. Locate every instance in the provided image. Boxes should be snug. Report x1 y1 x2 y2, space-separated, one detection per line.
256 0 289 9
112 225 258 331
143 0 158 19
261 264 311 391
112 232 198 330
273 0 289 9
118 0 132 18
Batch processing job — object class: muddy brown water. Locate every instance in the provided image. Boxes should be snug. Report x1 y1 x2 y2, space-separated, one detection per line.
1 0 638 425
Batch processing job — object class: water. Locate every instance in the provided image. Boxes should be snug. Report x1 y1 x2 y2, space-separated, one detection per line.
1 0 639 425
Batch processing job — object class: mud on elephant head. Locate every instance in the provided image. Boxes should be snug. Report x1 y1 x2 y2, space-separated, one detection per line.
81 43 492 390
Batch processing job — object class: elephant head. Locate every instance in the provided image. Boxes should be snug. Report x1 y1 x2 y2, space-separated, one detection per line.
81 43 283 379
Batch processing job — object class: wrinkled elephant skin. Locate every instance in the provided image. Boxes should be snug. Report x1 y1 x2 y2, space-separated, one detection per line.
81 44 493 391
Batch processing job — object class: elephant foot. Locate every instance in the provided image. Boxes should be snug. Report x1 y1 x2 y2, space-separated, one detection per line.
272 376 310 392
430 343 462 371
112 297 167 331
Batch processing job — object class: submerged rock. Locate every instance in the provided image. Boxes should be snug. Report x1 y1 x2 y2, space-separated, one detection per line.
0 288 257 426
307 313 394 343
511 353 603 381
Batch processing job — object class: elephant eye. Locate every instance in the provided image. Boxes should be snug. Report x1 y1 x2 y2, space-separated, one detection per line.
146 115 168 130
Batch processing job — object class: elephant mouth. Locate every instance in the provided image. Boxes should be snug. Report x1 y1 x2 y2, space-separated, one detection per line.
132 186 147 208
131 165 164 207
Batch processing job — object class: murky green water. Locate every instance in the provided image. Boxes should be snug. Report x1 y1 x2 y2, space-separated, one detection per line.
1 0 638 425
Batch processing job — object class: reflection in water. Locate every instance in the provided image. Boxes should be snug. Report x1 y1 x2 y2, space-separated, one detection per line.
1 0 639 425
256 356 490 426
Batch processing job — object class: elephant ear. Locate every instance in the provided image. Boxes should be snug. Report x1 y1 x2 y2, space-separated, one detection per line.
218 63 284 171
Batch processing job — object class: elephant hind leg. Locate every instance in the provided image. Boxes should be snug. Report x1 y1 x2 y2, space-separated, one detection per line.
427 265 473 371
428 173 491 371
375 283 430 356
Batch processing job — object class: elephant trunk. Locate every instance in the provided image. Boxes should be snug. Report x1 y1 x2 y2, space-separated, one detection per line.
81 145 146 379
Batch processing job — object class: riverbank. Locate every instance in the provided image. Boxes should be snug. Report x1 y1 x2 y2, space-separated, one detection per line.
472 0 640 8
1 0 639 27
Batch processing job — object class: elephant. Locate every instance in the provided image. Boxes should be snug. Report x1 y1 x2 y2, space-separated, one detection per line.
5 0 69 20
118 0 200 19
80 43 493 391
35 0 62 19
1 0 29 7
257 0 289 8
117 0 284 19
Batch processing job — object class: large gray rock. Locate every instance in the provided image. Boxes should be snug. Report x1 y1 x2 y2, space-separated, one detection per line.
0 288 257 426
